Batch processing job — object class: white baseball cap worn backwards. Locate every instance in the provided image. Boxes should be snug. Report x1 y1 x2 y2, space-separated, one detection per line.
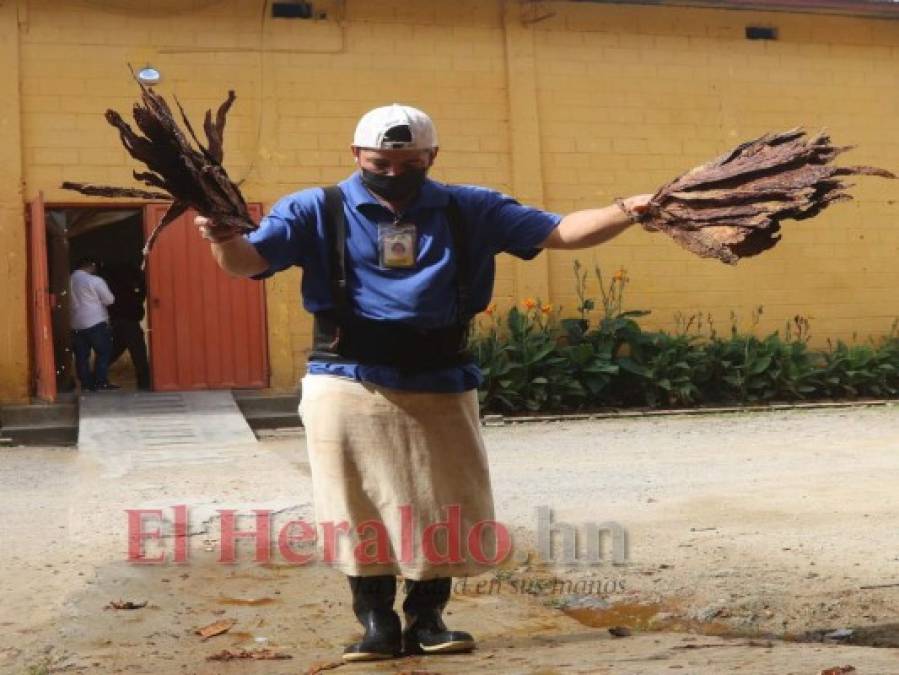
353 103 438 151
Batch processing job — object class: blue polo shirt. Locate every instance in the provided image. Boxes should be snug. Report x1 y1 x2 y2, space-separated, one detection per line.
246 172 561 392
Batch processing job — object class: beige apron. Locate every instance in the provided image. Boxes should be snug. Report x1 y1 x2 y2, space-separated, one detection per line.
298 374 500 579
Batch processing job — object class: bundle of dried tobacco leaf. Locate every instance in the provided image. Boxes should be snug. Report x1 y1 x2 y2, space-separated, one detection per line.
635 129 895 264
62 71 254 256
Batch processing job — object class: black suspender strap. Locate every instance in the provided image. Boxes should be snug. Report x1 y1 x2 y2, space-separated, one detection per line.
445 195 471 326
309 185 348 360
322 185 348 315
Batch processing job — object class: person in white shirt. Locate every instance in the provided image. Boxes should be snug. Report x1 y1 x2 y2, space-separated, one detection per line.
69 257 119 392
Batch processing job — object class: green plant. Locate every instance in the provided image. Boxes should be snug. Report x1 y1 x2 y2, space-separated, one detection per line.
701 334 820 404
616 331 706 407
474 301 580 412
471 261 899 413
821 339 899 398
691 308 818 403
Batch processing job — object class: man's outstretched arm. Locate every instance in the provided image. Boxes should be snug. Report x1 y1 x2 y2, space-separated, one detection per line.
195 216 269 277
539 194 653 250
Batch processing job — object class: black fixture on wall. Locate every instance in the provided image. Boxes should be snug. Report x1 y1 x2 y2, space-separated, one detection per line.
745 25 779 40
272 1 315 19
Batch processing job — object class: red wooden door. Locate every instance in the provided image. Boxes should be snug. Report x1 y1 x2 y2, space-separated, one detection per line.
28 193 57 402
143 205 268 391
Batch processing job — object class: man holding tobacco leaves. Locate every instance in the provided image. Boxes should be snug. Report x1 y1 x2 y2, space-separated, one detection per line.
196 103 651 662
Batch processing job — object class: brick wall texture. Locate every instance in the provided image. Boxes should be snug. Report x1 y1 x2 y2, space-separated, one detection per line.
2 0 898 396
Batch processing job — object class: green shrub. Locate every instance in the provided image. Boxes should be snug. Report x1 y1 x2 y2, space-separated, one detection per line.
470 261 899 414
474 303 577 412
820 331 899 399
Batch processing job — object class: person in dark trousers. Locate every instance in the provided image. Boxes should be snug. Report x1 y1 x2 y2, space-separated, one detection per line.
103 263 151 391
195 104 652 662
69 257 119 392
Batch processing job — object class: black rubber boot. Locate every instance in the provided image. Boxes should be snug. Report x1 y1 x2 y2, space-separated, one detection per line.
402 577 476 655
342 575 402 662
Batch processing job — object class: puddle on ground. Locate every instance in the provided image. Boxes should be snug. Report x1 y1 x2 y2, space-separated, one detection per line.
562 600 743 638
791 623 899 648
561 600 899 649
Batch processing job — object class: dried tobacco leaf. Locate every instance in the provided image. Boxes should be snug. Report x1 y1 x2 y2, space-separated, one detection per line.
195 618 236 640
62 67 254 257
639 129 895 264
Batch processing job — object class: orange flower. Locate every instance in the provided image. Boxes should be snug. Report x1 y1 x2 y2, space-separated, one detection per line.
522 298 536 311
541 303 553 314
484 303 497 316
613 268 627 282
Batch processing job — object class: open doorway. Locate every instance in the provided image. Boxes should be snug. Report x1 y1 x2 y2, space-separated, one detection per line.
33 201 268 396
47 207 150 393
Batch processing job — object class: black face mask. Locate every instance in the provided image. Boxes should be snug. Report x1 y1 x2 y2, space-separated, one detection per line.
361 168 427 202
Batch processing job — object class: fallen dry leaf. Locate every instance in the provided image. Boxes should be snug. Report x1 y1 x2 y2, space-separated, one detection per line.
306 661 345 674
216 596 276 606
206 648 292 661
195 618 236 641
104 600 147 610
820 667 856 675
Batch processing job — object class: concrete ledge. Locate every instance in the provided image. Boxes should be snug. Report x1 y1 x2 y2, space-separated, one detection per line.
483 399 898 426
0 401 78 446
6 392 889 445
1 402 76 426
1 424 77 446
243 411 303 430
232 390 301 431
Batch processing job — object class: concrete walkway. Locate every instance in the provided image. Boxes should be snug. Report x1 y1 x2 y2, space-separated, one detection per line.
77 390 257 476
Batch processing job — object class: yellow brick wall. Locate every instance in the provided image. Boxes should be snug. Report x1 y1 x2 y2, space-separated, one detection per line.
533 3 899 341
0 2 29 403
3 0 899 399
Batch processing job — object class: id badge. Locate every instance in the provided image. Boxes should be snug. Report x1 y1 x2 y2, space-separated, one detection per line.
378 222 417 268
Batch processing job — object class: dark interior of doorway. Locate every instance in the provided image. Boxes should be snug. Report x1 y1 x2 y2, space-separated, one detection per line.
46 208 148 393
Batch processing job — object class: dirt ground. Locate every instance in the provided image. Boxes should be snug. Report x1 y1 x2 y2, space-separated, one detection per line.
3 404 899 674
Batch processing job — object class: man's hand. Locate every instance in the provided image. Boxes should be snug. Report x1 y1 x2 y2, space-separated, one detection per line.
614 193 654 224
195 215 239 244
623 193 654 216
194 215 269 277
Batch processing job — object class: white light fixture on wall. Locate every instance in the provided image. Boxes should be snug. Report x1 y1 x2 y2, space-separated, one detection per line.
137 65 162 85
